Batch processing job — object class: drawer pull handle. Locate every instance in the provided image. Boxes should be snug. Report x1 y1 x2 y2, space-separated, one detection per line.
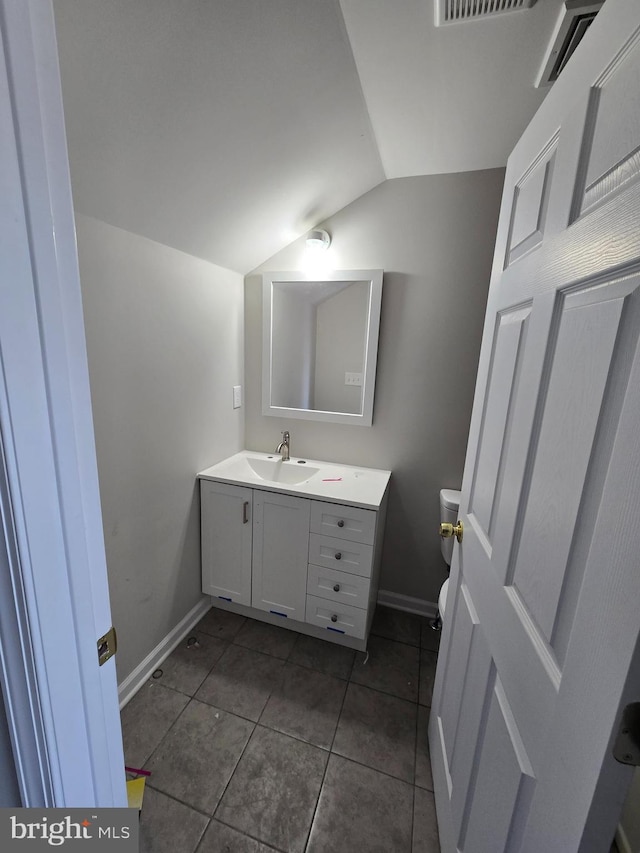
337 520 345 528
335 552 342 561
333 583 341 592
331 614 338 623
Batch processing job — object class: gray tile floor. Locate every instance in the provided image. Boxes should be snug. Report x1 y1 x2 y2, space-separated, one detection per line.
121 605 442 853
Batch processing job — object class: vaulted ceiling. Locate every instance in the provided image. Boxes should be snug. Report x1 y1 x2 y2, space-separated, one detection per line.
53 0 568 273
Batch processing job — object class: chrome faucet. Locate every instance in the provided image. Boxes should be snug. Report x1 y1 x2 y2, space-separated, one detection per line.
276 430 290 461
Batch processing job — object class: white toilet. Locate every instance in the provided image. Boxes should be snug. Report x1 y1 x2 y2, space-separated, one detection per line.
438 488 461 622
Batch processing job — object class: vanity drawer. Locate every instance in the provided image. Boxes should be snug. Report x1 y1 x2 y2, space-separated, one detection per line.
308 533 373 578
307 564 370 609
310 501 376 544
305 594 367 639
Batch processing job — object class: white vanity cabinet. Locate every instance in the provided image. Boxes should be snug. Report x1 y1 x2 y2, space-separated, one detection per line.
201 480 252 606
200 483 310 620
305 501 377 640
198 452 390 650
251 491 310 620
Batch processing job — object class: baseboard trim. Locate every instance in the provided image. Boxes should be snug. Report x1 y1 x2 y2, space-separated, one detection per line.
377 590 438 619
117 597 212 709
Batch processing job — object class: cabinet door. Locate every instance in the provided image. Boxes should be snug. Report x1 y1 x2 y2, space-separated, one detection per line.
201 480 252 606
252 491 310 620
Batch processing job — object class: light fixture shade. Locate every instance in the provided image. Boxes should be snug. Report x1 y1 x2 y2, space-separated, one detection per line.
306 229 331 250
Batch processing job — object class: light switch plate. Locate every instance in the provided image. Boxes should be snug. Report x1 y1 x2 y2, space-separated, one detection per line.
233 385 242 408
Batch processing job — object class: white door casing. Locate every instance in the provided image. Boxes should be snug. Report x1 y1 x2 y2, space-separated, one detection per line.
429 1 640 851
0 0 126 806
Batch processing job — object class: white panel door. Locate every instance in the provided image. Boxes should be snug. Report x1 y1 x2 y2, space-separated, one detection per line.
252 491 310 621
429 2 640 851
201 481 253 606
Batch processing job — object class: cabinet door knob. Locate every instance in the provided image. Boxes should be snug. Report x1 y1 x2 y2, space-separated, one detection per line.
331 614 338 623
335 552 342 560
337 519 344 528
333 583 340 592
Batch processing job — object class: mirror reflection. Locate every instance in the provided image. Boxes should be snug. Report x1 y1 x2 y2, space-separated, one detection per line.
262 270 383 426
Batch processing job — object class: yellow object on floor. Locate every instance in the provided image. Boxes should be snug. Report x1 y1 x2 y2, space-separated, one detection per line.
126 776 146 810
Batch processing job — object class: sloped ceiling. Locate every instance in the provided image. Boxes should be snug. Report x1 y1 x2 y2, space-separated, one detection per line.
53 0 567 273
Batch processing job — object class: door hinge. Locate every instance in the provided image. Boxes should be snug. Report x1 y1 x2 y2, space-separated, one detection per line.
97 626 117 666
613 702 640 766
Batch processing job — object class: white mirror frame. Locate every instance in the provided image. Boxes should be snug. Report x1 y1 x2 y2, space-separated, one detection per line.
262 269 383 426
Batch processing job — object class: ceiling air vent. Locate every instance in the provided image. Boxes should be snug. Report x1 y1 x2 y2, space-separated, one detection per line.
435 0 537 27
536 1 604 87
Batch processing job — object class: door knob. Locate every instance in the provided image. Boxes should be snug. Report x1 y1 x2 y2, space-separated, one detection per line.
440 521 463 543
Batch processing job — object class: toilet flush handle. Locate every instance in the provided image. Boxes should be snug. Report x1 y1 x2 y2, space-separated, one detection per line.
440 521 463 543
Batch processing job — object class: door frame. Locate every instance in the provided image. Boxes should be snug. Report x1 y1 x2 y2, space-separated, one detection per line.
0 0 126 806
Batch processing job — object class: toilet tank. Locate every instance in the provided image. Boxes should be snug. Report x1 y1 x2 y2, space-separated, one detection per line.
440 488 461 566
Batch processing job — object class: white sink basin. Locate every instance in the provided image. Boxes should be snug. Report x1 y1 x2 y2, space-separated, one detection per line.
246 457 320 485
198 451 391 509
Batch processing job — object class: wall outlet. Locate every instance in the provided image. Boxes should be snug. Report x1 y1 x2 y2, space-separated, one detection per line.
233 385 242 408
345 372 363 386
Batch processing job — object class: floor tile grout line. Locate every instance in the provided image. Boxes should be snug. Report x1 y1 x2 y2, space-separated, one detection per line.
132 689 194 771
251 720 331 753
206 814 287 853
207 654 290 834
411 783 417 853
349 674 421 706
192 815 213 853
286 646 356 682
301 658 352 853
142 714 259 829
135 693 257 805
266 652 355 685
139 626 233 701
410 689 422 852
370 631 422 649
209 720 261 829
153 641 231 700
142 782 218 820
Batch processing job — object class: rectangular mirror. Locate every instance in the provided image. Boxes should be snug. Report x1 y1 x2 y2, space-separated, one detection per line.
262 270 383 425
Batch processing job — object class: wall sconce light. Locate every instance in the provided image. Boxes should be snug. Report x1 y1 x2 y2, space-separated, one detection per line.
305 229 331 251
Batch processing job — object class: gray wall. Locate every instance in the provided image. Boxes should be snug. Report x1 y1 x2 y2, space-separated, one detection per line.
246 171 504 604
77 215 244 683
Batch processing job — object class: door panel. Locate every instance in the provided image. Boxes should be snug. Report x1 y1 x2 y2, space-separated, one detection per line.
576 36 640 218
504 138 557 268
460 677 535 853
508 280 634 643
468 304 531 546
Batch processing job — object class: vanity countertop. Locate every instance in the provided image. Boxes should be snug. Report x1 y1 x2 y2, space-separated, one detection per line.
198 450 391 509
